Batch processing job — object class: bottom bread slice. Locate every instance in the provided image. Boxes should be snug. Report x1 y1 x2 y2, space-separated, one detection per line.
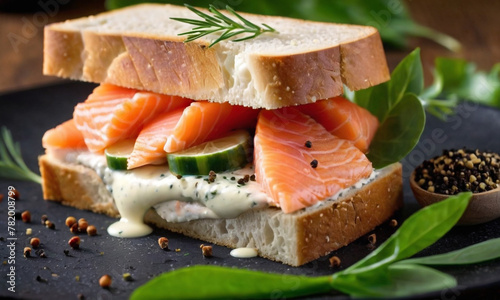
39 154 403 266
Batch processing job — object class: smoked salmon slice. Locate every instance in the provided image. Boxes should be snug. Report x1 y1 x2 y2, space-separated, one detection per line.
254 108 373 213
299 97 379 153
42 119 87 149
84 83 137 103
128 108 185 169
164 102 259 153
74 83 192 152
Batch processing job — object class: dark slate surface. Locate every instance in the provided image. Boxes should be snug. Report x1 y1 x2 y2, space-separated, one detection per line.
0 82 499 299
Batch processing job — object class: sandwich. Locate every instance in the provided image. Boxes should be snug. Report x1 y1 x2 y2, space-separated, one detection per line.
39 3 403 266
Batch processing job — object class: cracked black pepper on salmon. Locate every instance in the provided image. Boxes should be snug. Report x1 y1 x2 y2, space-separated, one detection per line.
310 159 318 168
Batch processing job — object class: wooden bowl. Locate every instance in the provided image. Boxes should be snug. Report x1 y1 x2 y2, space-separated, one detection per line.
410 171 500 225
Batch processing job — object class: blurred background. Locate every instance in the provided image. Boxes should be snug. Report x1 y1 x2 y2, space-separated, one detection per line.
0 0 499 94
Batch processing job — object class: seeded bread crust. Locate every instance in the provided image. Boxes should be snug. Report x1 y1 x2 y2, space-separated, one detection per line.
39 154 402 266
43 4 390 109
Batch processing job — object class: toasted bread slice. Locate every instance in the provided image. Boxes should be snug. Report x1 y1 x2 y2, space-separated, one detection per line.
39 154 402 266
43 4 389 109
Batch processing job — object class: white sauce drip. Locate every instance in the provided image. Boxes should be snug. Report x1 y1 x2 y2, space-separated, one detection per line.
230 247 258 258
65 152 270 238
57 151 378 238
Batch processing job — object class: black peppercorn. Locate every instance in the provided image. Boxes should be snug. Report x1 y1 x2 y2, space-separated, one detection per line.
414 148 499 195
310 159 318 168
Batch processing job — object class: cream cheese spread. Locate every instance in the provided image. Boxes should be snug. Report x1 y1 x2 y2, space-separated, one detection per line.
53 150 378 238
64 151 271 237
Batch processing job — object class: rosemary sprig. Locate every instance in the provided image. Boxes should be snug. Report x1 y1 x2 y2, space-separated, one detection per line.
0 127 41 184
170 4 278 47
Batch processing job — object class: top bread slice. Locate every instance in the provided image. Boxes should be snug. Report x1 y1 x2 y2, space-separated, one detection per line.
43 4 390 109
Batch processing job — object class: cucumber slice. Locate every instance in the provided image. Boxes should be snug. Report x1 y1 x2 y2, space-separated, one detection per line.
105 139 135 170
167 130 251 175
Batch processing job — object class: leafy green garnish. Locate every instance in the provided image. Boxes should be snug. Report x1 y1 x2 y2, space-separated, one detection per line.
347 263 457 298
105 0 460 51
397 238 500 266
330 192 470 297
357 50 500 170
0 127 41 184
130 266 332 300
351 48 497 168
423 58 500 108
170 4 277 47
129 193 500 299
366 94 425 168
342 192 470 274
352 48 426 169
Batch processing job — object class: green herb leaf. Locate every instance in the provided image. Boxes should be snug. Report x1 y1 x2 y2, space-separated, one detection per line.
352 48 470 167
347 192 470 270
354 48 422 122
352 48 426 169
388 48 424 110
397 237 500 266
130 265 332 300
423 58 500 108
367 93 425 169
330 192 471 295
346 264 457 298
170 4 277 47
0 127 41 184
353 82 389 123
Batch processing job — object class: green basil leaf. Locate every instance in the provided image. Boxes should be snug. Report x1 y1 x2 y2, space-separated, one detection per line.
383 264 457 297
388 48 423 110
331 192 471 292
348 264 457 298
353 49 426 169
130 265 332 300
424 57 500 108
462 70 500 106
435 58 471 90
355 82 389 122
397 238 500 266
354 49 423 122
367 93 425 169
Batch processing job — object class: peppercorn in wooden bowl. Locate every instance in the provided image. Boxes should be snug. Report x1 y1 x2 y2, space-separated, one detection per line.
410 149 500 225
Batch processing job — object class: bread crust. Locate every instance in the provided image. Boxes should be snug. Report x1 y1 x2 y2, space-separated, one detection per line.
39 155 119 217
39 154 402 266
340 31 390 89
43 4 390 109
250 47 343 107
